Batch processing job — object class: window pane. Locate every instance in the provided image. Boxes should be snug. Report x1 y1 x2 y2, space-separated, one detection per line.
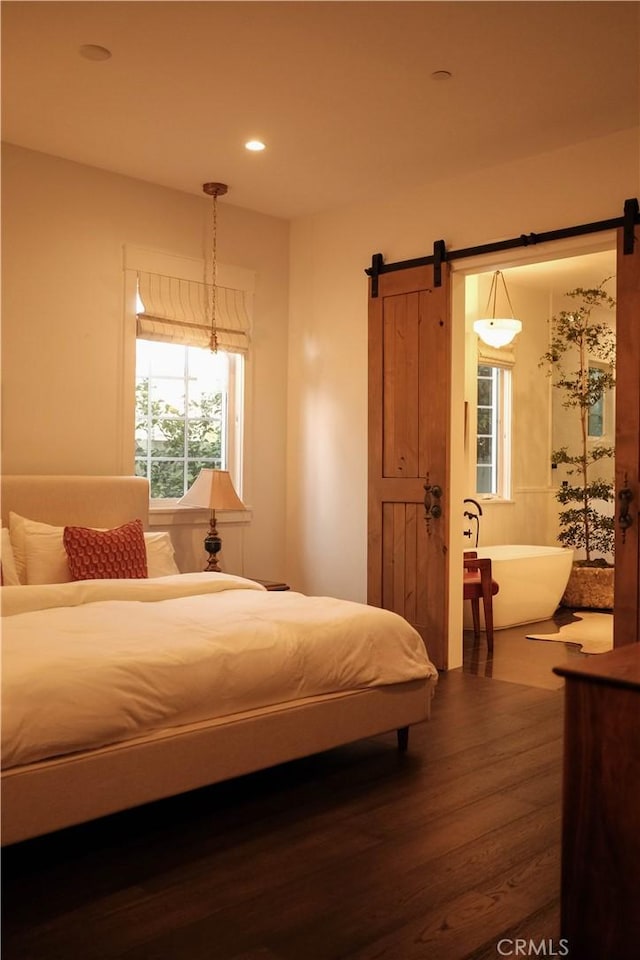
477 379 493 406
187 459 219 486
477 436 493 464
477 466 492 494
477 408 492 435
150 461 185 498
588 404 603 436
148 378 185 415
188 384 223 420
151 419 185 455
187 419 222 461
135 426 148 456
588 368 604 437
188 345 227 380
140 340 186 378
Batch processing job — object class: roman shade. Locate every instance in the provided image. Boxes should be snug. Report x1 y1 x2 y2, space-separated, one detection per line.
136 271 251 353
477 341 516 366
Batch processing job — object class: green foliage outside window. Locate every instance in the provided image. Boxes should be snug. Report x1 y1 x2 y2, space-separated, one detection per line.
135 377 223 498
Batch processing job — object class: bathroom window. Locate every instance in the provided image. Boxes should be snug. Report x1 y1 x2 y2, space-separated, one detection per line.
476 363 512 497
587 365 605 438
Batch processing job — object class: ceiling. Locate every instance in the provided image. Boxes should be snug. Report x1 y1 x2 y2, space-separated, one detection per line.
2 1 638 221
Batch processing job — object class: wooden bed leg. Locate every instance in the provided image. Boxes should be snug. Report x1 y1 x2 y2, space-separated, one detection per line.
397 726 409 752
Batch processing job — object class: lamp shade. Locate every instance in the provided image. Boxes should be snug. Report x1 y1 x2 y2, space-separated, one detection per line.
473 317 522 349
178 469 245 511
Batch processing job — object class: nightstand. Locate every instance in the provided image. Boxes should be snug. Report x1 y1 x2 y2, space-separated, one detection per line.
250 579 290 591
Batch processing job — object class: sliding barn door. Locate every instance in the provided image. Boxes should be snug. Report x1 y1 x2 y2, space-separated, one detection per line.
614 228 640 646
368 264 451 669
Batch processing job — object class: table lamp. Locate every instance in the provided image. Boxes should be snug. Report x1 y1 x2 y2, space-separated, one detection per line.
178 469 245 572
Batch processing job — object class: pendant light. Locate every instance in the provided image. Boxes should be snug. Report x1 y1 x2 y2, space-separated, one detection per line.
473 270 522 348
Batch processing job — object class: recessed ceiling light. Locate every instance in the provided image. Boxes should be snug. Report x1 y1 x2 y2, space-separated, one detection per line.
431 70 452 81
245 140 266 152
79 44 112 61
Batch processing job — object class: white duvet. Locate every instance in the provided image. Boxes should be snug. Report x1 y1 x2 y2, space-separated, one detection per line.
1 573 437 769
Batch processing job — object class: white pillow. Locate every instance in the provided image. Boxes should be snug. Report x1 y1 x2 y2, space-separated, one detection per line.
1 528 21 586
144 532 181 578
8 513 64 585
26 519 69 585
9 513 180 584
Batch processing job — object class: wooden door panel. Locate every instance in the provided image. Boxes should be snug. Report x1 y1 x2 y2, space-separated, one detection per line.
383 295 420 477
380 501 419 620
403 502 418 624
369 264 450 669
418 289 450 479
614 228 640 646
377 500 447 640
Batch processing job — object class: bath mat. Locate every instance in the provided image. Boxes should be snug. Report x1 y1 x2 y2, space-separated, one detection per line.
527 612 613 654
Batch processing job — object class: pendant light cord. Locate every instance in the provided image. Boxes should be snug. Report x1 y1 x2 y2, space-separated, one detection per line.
484 269 516 320
202 182 228 353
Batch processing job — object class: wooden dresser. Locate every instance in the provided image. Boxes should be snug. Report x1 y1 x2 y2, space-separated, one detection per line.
554 644 640 960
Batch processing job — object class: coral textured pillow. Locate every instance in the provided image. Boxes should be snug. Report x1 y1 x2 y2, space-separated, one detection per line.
63 519 148 581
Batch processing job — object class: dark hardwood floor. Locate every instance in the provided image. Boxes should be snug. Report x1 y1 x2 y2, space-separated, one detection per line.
463 606 592 690
2 635 569 960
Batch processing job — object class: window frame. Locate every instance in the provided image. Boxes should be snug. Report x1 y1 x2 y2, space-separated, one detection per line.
122 245 254 508
475 361 513 500
134 340 245 500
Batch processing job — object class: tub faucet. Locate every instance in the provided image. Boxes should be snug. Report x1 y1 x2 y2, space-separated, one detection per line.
463 498 482 548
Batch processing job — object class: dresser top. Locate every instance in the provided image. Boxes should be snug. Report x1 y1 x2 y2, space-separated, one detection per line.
554 643 640 691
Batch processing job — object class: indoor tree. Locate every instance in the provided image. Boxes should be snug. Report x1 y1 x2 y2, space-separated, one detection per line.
540 280 616 566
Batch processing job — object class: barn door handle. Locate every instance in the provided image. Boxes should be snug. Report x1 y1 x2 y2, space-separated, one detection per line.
424 480 443 521
618 481 633 543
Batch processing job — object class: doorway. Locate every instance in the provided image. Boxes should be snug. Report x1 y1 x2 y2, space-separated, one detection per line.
459 246 617 685
369 223 639 677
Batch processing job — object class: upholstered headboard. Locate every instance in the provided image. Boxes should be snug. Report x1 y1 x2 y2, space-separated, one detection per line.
0 476 150 529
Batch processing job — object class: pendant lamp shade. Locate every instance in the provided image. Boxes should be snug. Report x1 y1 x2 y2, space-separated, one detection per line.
473 317 522 348
474 270 522 348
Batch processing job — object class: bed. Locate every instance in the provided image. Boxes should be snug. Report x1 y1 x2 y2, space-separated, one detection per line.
0 475 438 846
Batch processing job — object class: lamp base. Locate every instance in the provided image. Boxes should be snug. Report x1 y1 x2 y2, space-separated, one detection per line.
204 515 222 573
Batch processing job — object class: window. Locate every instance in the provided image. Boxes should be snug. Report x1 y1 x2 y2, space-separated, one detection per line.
476 363 512 497
129 259 253 501
587 365 605 438
135 340 243 498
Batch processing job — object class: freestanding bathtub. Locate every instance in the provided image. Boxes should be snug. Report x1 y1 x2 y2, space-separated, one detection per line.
463 544 574 631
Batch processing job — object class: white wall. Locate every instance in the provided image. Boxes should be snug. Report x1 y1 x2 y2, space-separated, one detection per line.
1 143 290 582
287 127 639 665
2 127 639 665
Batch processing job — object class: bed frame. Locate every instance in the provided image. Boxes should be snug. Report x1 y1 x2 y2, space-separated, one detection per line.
1 475 435 845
